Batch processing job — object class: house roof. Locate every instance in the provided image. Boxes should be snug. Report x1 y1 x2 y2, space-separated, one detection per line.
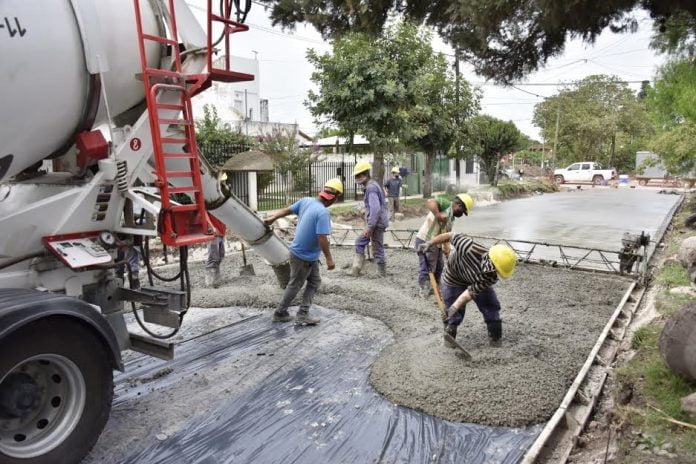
221 150 274 172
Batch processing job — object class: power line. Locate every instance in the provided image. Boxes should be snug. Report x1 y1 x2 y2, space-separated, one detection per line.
474 79 650 87
510 85 547 98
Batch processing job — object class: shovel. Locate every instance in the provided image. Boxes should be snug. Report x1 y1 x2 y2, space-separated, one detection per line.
419 250 472 360
239 243 255 276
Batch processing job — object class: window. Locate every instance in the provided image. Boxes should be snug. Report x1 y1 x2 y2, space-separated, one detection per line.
567 164 580 171
465 157 474 174
581 163 591 170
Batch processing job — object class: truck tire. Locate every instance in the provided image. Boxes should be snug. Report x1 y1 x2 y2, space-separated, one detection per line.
554 175 564 184
638 178 648 186
592 175 604 185
0 317 113 464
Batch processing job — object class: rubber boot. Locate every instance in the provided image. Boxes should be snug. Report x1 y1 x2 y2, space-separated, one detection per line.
295 307 320 326
213 267 221 288
487 321 503 347
204 268 216 288
443 324 458 348
377 262 387 278
349 254 365 277
272 309 293 323
130 277 141 290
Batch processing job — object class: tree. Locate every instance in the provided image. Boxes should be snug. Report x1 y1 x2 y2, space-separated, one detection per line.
645 59 696 175
463 115 521 186
517 133 539 151
306 22 445 185
258 0 696 82
195 104 255 167
195 104 250 146
258 129 320 204
406 55 479 197
532 75 653 172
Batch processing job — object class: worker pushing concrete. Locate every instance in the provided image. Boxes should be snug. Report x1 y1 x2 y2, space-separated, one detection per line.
384 167 402 221
415 194 474 297
264 178 344 325
350 161 389 277
417 233 517 348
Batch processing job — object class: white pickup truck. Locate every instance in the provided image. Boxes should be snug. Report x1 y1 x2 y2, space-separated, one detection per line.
554 162 617 185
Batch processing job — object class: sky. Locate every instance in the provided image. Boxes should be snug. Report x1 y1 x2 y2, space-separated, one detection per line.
185 1 665 141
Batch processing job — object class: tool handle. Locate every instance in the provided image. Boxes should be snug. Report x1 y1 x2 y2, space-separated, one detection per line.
429 272 446 315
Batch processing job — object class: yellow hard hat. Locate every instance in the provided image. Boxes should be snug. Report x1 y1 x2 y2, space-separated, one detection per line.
354 161 372 176
391 166 400 173
324 178 344 194
489 244 517 279
456 193 474 216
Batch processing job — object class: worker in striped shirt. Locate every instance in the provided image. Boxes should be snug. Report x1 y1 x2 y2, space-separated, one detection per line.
414 194 473 297
418 233 517 347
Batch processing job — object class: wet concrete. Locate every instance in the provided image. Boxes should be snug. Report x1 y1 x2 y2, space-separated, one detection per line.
181 247 631 426
395 189 681 249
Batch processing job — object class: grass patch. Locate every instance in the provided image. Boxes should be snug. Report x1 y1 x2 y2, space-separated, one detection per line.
663 194 696 255
613 193 696 458
631 325 659 350
617 323 696 454
656 263 692 288
655 291 694 316
496 180 558 200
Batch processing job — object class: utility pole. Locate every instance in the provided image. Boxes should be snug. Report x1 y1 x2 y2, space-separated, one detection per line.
454 49 462 183
552 105 560 170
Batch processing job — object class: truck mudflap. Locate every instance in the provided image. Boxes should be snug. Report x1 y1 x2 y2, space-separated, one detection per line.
0 288 123 371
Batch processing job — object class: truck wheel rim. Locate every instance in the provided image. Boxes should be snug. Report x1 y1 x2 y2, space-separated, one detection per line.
0 354 86 458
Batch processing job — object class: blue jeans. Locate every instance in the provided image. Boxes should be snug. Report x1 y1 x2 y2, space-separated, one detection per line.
355 227 385 264
415 238 444 285
441 283 501 327
276 254 321 313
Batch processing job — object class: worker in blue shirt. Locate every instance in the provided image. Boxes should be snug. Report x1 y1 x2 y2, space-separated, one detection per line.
264 178 343 325
350 161 389 277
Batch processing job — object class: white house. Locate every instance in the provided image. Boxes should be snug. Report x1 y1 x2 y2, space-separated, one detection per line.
448 157 481 187
192 55 304 139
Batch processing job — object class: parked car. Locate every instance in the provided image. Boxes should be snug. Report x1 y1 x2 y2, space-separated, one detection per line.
554 162 617 185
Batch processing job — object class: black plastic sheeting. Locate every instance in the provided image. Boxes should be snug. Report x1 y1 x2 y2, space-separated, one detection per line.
114 308 541 463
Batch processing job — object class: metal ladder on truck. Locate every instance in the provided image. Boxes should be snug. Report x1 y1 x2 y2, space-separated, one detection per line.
132 0 253 247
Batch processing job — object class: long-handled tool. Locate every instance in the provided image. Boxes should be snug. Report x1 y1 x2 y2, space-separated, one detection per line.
239 242 255 276
420 250 472 360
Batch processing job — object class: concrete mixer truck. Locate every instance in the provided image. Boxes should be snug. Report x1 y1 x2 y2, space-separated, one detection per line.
0 1 290 462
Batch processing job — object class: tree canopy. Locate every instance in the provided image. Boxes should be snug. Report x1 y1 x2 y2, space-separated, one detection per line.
645 58 696 175
404 46 479 197
462 115 522 186
532 75 653 172
306 22 476 185
257 0 696 82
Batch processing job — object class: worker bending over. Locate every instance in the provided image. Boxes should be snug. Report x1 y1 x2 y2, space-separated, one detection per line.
350 161 389 277
415 194 473 297
418 233 516 347
264 178 343 325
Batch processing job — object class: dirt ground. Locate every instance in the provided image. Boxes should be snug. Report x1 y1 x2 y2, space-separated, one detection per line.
184 246 631 427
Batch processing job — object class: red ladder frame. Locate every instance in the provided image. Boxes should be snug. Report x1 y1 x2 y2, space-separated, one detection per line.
133 0 215 247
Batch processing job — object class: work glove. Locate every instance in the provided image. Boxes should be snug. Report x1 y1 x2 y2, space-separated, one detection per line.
416 241 433 255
